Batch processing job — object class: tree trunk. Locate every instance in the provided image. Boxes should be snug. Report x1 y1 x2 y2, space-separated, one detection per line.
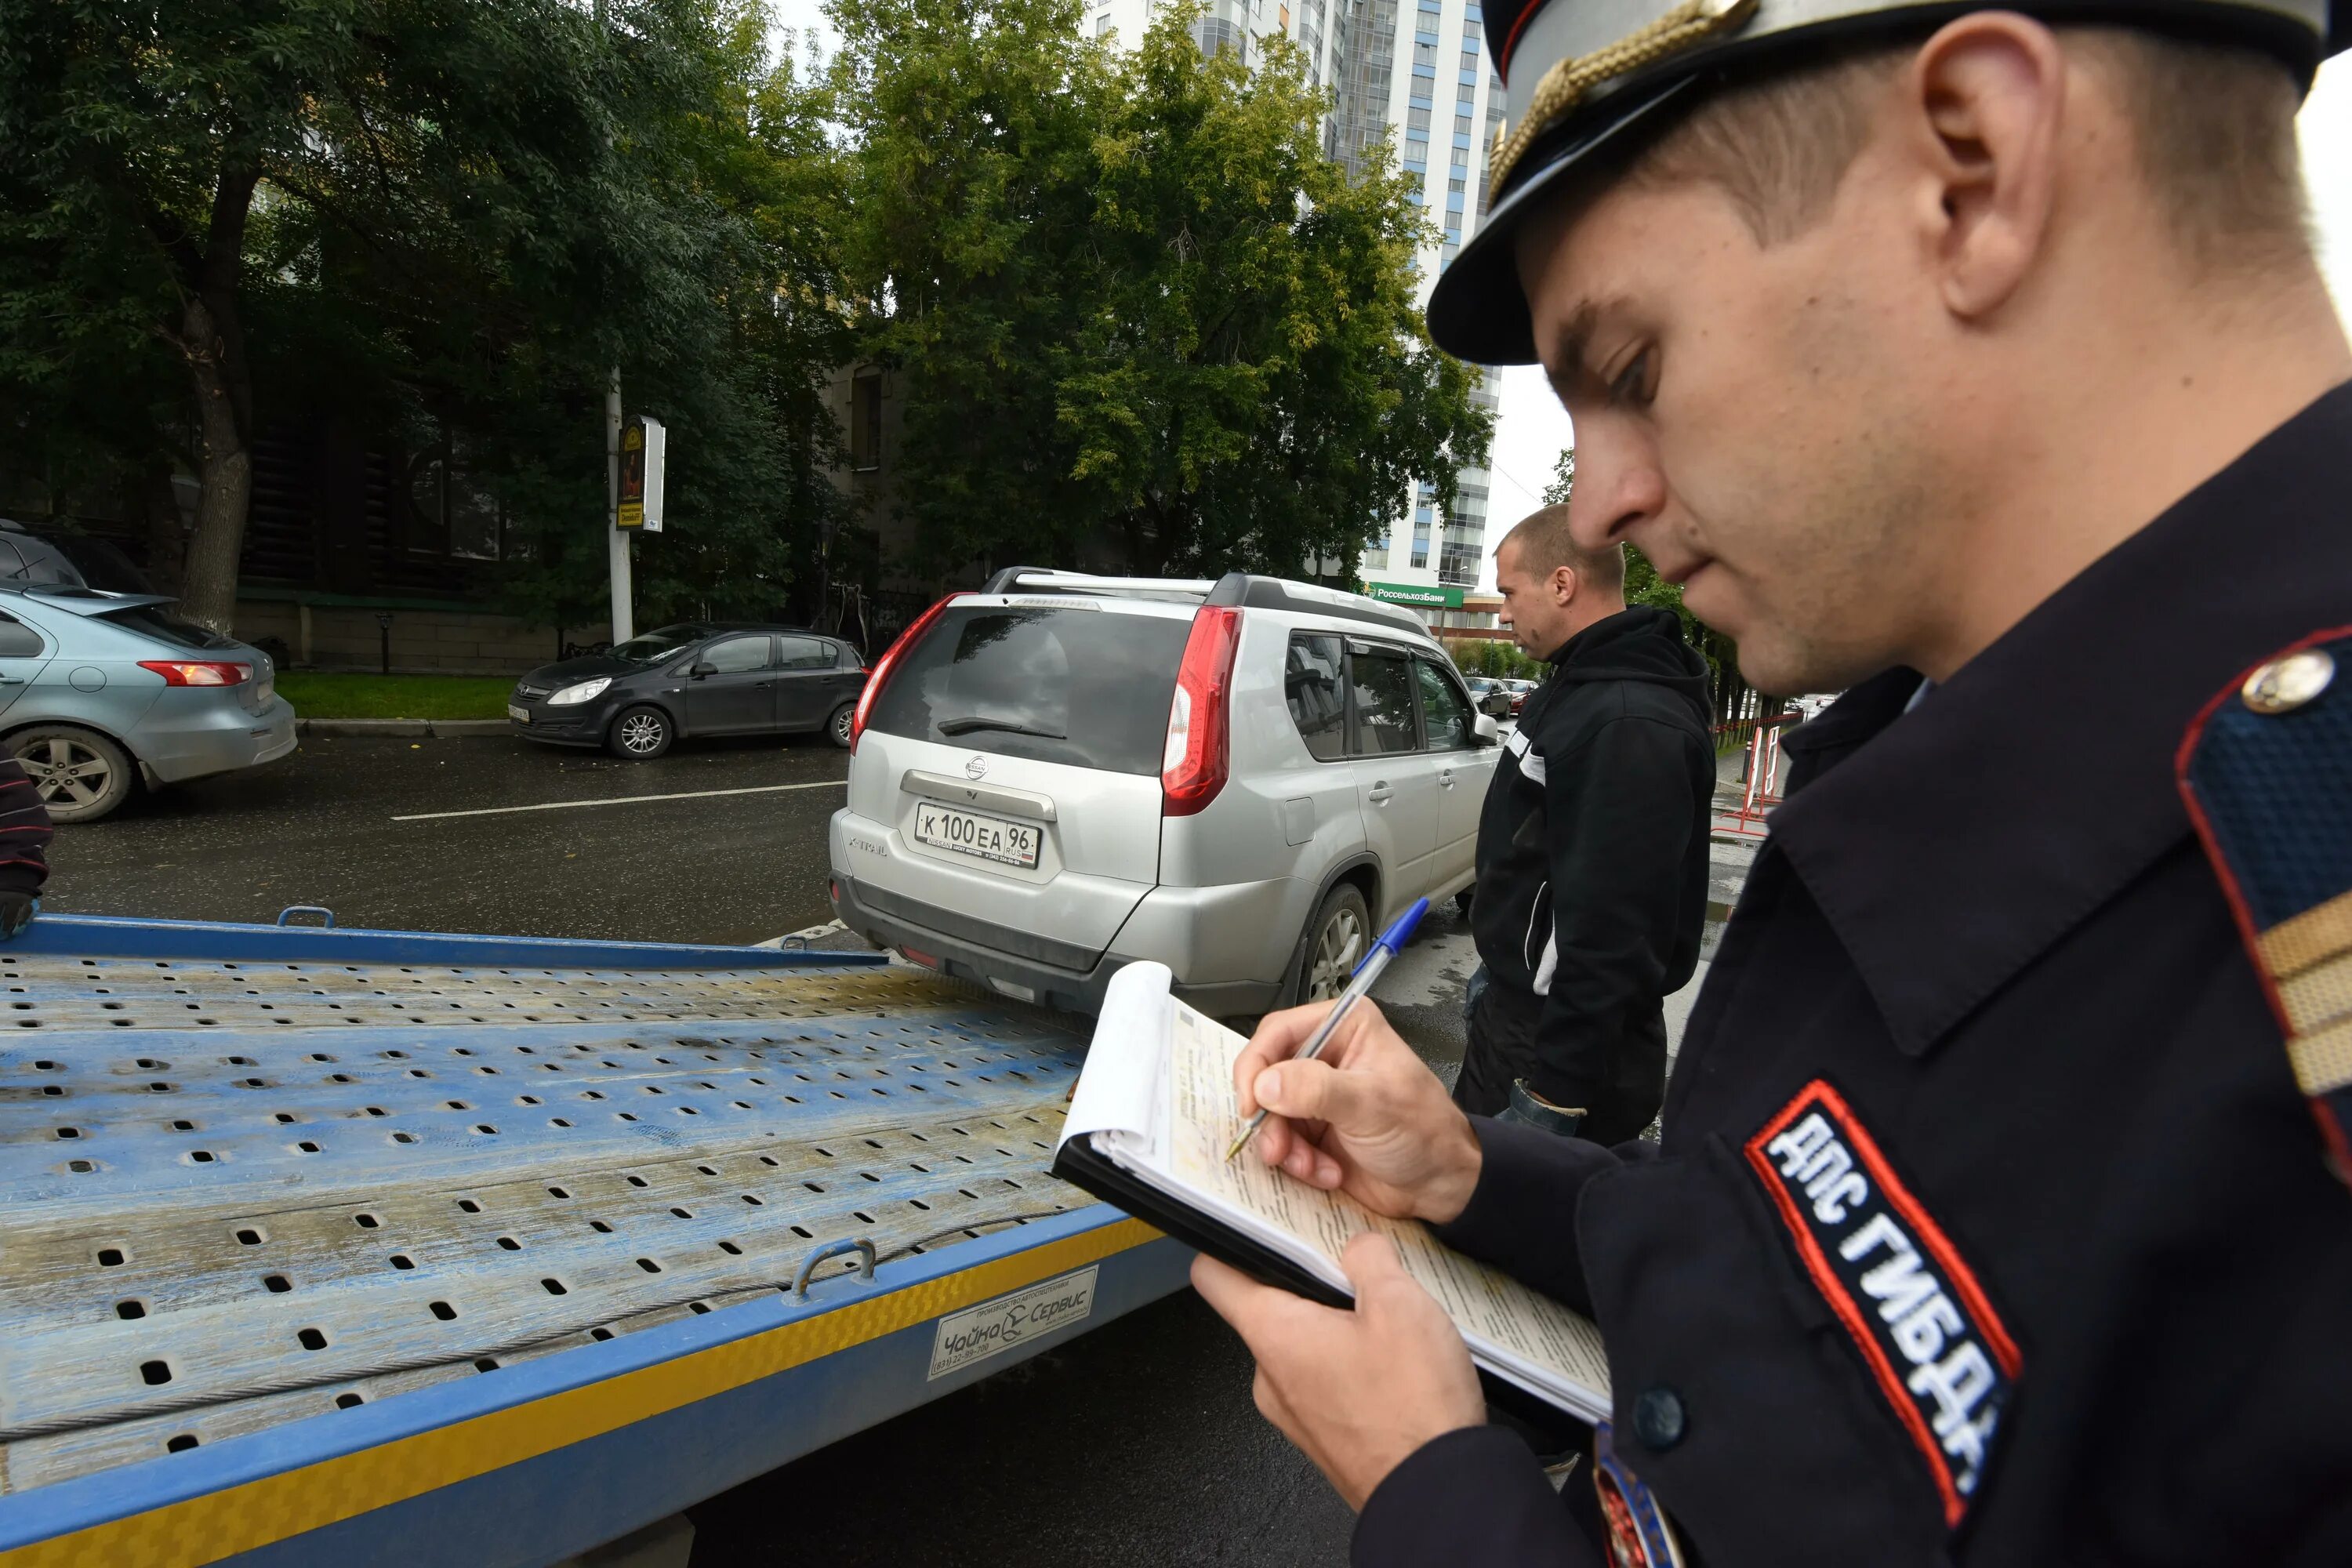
166 165 260 633
174 290 252 632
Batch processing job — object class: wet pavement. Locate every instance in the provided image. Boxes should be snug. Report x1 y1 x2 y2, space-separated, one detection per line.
43 733 848 942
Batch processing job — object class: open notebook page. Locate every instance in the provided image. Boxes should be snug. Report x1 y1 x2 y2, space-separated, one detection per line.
1065 966 1610 1420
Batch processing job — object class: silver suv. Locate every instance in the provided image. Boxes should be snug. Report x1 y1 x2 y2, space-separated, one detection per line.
828 569 1500 1016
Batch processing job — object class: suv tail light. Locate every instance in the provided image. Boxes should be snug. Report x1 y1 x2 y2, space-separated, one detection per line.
139 660 252 687
1161 605 1241 817
850 593 967 754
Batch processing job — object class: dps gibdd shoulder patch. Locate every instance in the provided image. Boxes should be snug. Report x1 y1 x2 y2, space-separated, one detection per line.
1745 1080 2022 1526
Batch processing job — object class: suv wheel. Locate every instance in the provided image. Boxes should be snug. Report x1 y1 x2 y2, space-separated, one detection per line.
608 705 673 760
1298 882 1371 1004
12 725 134 823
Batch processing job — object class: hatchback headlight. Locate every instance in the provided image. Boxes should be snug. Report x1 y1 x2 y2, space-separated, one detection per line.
547 677 612 706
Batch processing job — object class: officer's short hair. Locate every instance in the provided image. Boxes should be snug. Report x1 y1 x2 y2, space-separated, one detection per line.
1500 503 1625 596
1621 26 2307 275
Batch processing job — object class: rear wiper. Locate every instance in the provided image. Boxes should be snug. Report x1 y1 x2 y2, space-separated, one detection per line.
937 716 1067 741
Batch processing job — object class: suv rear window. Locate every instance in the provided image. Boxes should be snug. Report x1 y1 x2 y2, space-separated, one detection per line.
865 604 1189 775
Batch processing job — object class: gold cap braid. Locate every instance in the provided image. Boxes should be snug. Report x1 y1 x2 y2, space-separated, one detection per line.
1486 0 1759 195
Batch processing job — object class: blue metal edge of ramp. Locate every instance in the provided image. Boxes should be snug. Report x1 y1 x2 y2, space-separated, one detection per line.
0 911 1189 1567
9 913 887 970
0 1206 1188 1567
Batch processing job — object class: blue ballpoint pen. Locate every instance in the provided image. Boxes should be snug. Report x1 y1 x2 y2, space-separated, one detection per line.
1225 895 1428 1163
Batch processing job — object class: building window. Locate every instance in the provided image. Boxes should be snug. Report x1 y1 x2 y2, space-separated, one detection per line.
1097 12 1112 31
1454 114 1472 136
1410 543 1429 568
850 369 884 471
407 437 503 560
1461 16 1479 39
1459 49 1477 70
1406 105 1432 129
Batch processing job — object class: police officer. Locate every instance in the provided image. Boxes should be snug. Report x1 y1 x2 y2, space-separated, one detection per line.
1189 0 2352 1562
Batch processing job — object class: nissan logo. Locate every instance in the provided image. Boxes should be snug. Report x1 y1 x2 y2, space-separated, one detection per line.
964 756 989 780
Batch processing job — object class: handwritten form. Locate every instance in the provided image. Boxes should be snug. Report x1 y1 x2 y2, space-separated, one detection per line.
1073 971 1610 1420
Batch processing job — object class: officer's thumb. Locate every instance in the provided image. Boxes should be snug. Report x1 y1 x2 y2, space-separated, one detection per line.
1253 1057 1363 1128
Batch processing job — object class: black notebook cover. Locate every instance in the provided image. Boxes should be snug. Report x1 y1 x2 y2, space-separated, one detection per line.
1051 1132 1596 1432
1051 1134 1350 1309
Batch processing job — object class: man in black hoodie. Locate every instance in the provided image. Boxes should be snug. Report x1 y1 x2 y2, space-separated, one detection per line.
1457 503 1711 1145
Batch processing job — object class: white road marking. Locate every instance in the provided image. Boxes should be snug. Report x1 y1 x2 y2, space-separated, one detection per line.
393 779 846 822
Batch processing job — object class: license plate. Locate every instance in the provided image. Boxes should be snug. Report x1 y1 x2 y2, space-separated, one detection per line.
507 704 531 723
913 801 1040 868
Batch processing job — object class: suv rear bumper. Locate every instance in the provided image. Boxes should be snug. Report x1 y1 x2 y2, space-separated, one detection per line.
829 869 1291 1019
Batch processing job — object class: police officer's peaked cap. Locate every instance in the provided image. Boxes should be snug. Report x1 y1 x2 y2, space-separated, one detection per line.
1428 0 2344 365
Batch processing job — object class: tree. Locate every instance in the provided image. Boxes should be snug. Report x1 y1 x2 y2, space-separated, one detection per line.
831 0 1487 581
1 0 848 632
1058 16 1487 576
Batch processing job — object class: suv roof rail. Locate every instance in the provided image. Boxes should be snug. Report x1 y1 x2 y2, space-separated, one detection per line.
971 566 1438 640
978 567 1220 601
1203 573 1435 640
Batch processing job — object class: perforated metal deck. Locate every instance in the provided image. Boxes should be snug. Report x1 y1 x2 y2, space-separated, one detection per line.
0 919 1102 1504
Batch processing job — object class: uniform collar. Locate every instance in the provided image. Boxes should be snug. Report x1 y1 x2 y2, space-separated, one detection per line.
1769 379 2352 1057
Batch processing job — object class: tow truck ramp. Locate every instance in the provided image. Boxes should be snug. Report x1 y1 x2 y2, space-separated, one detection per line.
0 915 1185 1566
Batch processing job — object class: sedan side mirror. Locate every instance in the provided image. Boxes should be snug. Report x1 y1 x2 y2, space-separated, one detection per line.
690 661 716 678
1472 713 1501 746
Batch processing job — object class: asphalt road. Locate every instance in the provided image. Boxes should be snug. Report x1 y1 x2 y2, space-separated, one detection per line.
44 733 848 942
47 737 1739 1568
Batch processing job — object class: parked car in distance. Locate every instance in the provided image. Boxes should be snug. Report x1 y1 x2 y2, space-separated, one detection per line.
0 585 295 823
508 623 867 759
1463 674 1515 720
829 568 1503 1018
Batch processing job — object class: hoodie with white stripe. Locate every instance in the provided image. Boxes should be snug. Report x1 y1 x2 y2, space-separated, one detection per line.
1467 606 1712 1111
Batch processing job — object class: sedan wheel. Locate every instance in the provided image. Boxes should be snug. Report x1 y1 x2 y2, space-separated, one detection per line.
1302 884 1372 1003
607 705 673 760
827 701 855 750
11 726 134 823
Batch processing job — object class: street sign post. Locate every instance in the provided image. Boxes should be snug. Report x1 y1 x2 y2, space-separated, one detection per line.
617 416 666 533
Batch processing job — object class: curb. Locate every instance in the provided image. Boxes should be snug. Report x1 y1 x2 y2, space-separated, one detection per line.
298 718 510 738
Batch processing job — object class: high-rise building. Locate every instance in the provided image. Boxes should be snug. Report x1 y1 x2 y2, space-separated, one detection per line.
1086 0 1504 612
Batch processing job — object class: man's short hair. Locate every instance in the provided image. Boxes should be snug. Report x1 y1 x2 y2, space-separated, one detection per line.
1625 25 2308 276
1500 503 1625 596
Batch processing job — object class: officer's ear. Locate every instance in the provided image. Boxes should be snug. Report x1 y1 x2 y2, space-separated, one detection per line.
1551 565 1578 606
1900 13 2067 321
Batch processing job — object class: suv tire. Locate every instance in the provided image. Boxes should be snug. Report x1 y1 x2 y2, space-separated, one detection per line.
1294 882 1372 1005
608 705 674 760
12 724 134 823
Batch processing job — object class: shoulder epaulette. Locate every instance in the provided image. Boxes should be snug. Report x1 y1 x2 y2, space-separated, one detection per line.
2178 626 2352 1188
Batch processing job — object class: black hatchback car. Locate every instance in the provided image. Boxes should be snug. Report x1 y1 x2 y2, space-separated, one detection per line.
508 623 866 759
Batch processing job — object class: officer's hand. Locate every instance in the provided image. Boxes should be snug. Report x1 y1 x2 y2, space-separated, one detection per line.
1192 1232 1484 1510
1234 1000 1482 1225
0 892 38 942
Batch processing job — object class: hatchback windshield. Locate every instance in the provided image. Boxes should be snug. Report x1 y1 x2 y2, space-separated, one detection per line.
865 604 1189 774
608 625 710 662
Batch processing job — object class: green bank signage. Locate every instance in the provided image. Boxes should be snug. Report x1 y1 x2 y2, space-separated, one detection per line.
1363 581 1463 609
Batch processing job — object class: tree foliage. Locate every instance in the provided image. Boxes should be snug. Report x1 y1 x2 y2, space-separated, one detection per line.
0 0 848 630
834 0 1487 581
3 0 1484 642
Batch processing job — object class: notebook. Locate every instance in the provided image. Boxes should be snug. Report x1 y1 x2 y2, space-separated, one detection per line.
1051 962 1611 1421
